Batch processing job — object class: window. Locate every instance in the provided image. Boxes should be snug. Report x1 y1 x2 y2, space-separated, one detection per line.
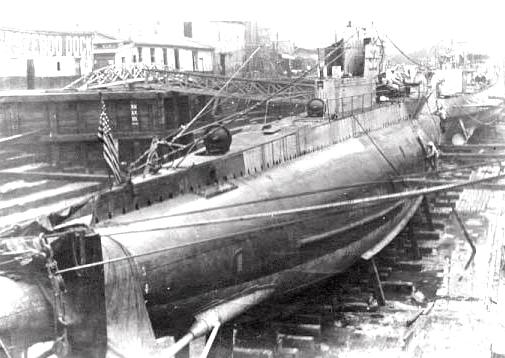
150 48 155 63
121 57 126 64
56 61 61 71
162 48 167 65
132 55 137 63
183 22 192 38
137 47 142 62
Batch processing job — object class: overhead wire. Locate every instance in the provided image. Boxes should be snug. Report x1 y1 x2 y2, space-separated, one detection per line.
374 23 424 68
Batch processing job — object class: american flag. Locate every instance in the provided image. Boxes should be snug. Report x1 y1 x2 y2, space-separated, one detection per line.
97 98 123 184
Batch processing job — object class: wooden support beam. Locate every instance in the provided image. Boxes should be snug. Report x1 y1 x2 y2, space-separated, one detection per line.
407 221 422 260
36 130 176 143
440 144 505 151
188 95 196 123
0 130 42 144
158 94 165 129
80 142 88 170
451 204 477 271
404 178 505 191
76 101 85 134
421 196 434 231
207 324 233 358
50 144 60 169
174 341 189 358
172 93 181 128
0 169 107 181
370 258 386 306
48 102 59 135
440 152 505 160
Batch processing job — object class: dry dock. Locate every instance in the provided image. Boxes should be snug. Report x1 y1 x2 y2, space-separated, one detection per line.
229 161 505 358
0 159 504 357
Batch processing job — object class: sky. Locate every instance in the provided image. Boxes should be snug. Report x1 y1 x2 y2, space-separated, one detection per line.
2 0 504 57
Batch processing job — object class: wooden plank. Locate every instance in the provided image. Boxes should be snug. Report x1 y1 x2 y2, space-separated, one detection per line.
158 95 165 129
76 102 84 133
370 258 386 306
36 130 175 143
0 130 42 144
440 144 505 151
0 169 108 181
440 152 505 159
172 93 181 127
48 102 58 135
0 90 172 103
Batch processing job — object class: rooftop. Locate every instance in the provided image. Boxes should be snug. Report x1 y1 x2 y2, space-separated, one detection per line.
95 34 214 51
0 26 93 36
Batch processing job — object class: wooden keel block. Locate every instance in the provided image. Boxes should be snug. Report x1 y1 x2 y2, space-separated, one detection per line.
379 272 390 281
335 301 374 312
233 346 274 358
272 322 322 338
413 221 445 231
277 347 300 358
276 334 316 351
413 230 440 241
381 280 415 294
419 246 435 256
432 200 456 209
436 192 460 201
396 261 424 272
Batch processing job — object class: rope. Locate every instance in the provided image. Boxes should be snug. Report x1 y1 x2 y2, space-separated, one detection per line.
384 33 424 68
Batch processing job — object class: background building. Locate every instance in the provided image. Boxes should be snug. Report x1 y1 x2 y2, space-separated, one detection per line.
93 33 214 71
0 27 93 90
190 21 247 75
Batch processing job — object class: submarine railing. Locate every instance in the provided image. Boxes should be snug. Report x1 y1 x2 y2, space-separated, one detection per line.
323 88 417 120
129 90 402 174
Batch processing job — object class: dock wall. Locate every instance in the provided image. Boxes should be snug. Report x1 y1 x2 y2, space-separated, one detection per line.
0 75 79 90
0 90 211 168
